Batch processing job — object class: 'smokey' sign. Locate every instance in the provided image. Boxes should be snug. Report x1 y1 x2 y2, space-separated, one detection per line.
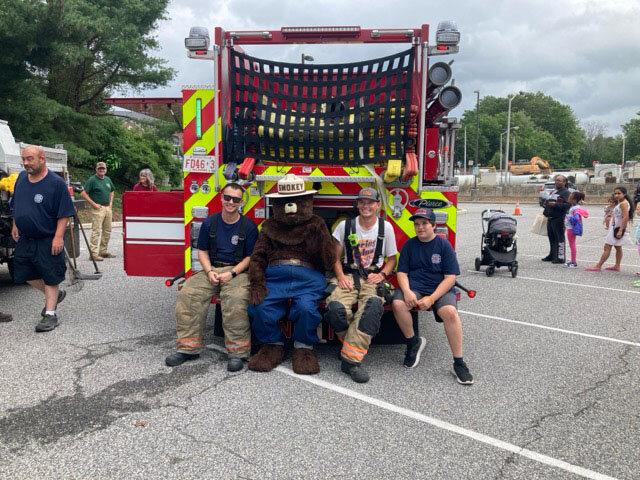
183 155 215 173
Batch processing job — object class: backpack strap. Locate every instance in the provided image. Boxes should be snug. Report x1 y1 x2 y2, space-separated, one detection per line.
233 215 249 263
370 217 385 269
208 212 221 262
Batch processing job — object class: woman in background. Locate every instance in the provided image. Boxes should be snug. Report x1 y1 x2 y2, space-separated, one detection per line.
133 168 158 191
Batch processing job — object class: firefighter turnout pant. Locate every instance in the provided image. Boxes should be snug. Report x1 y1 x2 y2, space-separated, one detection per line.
174 267 251 358
324 273 384 364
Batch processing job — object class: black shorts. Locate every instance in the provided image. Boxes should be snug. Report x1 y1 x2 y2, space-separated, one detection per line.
13 236 66 286
393 289 457 323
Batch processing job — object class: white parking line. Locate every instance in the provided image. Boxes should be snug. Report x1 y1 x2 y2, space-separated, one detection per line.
207 344 618 479
466 270 640 294
459 310 640 347
517 253 640 268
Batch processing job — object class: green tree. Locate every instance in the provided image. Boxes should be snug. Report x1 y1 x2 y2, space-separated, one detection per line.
0 0 178 181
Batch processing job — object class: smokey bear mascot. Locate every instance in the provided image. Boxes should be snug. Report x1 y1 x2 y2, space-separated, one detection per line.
248 174 336 374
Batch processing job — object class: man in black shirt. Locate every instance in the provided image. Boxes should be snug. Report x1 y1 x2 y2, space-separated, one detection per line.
11 145 75 331
542 175 570 263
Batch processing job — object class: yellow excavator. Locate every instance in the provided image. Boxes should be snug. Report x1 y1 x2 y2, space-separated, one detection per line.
509 156 552 175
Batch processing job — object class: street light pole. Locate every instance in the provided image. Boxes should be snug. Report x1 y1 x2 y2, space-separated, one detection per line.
474 90 480 170
621 125 626 166
505 91 523 186
464 126 467 174
499 126 519 185
301 53 314 64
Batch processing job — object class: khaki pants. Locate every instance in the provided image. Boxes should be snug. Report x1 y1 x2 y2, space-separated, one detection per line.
174 267 251 357
325 273 384 363
89 205 112 257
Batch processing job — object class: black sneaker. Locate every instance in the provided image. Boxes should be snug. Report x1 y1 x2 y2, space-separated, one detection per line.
551 259 564 264
227 357 245 372
35 313 59 332
341 360 370 383
452 360 474 385
541 256 553 262
165 352 200 367
403 336 426 368
41 289 66 317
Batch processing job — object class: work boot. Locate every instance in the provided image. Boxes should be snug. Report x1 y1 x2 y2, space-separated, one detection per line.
0 312 13 323
91 254 104 261
100 252 116 258
165 352 200 367
341 359 370 383
227 357 245 372
41 289 66 316
35 313 59 332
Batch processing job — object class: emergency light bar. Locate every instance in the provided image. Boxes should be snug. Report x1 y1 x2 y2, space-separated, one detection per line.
281 26 361 37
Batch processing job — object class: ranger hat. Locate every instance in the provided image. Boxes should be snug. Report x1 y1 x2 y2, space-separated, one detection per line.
357 187 380 202
265 174 317 198
409 208 436 223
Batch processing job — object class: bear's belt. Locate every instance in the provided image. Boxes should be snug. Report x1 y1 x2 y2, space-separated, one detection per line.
269 259 315 269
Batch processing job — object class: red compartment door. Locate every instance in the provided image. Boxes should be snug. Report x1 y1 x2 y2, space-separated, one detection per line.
123 191 184 277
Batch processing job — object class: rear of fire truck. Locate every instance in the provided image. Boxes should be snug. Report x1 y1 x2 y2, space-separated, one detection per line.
123 22 463 340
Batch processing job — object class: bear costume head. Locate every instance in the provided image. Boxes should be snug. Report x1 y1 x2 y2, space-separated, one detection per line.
268 174 316 226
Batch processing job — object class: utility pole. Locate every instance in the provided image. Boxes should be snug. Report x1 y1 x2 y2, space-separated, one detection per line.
464 126 467 174
474 90 480 169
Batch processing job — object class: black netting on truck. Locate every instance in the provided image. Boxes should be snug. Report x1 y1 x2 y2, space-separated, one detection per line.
228 48 414 165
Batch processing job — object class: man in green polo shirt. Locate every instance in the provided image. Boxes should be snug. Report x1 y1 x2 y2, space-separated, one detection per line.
80 161 115 261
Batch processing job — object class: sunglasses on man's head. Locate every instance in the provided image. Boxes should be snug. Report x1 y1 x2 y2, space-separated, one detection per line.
223 194 242 204
97 167 106 170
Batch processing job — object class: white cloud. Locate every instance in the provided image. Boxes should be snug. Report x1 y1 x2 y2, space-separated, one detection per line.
140 0 640 134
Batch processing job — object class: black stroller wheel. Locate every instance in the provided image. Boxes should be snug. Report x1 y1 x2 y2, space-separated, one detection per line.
475 257 481 271
511 264 518 278
486 266 495 277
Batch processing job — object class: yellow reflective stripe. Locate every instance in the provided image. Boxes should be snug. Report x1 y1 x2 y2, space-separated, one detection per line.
184 175 216 225
183 90 214 128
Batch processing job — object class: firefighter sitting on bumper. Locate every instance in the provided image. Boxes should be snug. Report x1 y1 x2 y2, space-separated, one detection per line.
166 182 258 372
325 187 398 383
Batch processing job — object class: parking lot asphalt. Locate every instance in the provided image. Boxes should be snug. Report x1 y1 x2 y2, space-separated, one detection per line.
0 202 638 479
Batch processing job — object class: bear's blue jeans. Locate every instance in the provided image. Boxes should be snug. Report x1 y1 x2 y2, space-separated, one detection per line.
249 265 326 345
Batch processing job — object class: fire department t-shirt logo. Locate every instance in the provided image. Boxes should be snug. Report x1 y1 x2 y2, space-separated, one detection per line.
34 194 43 204
431 253 441 264
231 234 239 245
356 239 377 268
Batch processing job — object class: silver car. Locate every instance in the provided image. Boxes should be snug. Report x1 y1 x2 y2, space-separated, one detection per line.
538 181 577 206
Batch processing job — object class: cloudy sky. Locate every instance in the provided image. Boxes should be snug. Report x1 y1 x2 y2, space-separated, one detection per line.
141 0 640 135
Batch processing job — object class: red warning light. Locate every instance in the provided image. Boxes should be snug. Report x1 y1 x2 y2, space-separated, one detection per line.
165 279 172 287
467 290 476 298
436 45 448 51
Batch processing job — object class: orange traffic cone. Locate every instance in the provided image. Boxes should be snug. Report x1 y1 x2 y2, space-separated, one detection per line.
513 202 522 216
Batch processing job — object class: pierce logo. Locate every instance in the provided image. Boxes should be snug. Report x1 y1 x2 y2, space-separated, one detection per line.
409 198 450 209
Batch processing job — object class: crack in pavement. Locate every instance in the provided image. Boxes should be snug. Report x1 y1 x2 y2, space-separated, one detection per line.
0 331 231 453
494 344 633 479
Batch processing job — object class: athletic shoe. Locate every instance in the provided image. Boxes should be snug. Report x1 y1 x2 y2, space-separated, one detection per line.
341 360 370 383
568 263 578 268
35 313 59 332
227 357 245 372
452 360 474 385
165 352 200 367
41 289 66 316
403 336 426 368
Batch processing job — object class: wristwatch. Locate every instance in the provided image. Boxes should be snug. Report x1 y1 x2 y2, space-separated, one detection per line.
231 270 238 278
380 271 387 278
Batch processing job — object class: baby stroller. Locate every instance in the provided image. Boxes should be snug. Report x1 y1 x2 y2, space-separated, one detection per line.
475 209 518 277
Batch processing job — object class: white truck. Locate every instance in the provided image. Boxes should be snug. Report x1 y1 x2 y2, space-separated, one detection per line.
0 119 70 280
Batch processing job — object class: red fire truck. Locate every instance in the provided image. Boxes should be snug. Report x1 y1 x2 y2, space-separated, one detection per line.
123 22 467 340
